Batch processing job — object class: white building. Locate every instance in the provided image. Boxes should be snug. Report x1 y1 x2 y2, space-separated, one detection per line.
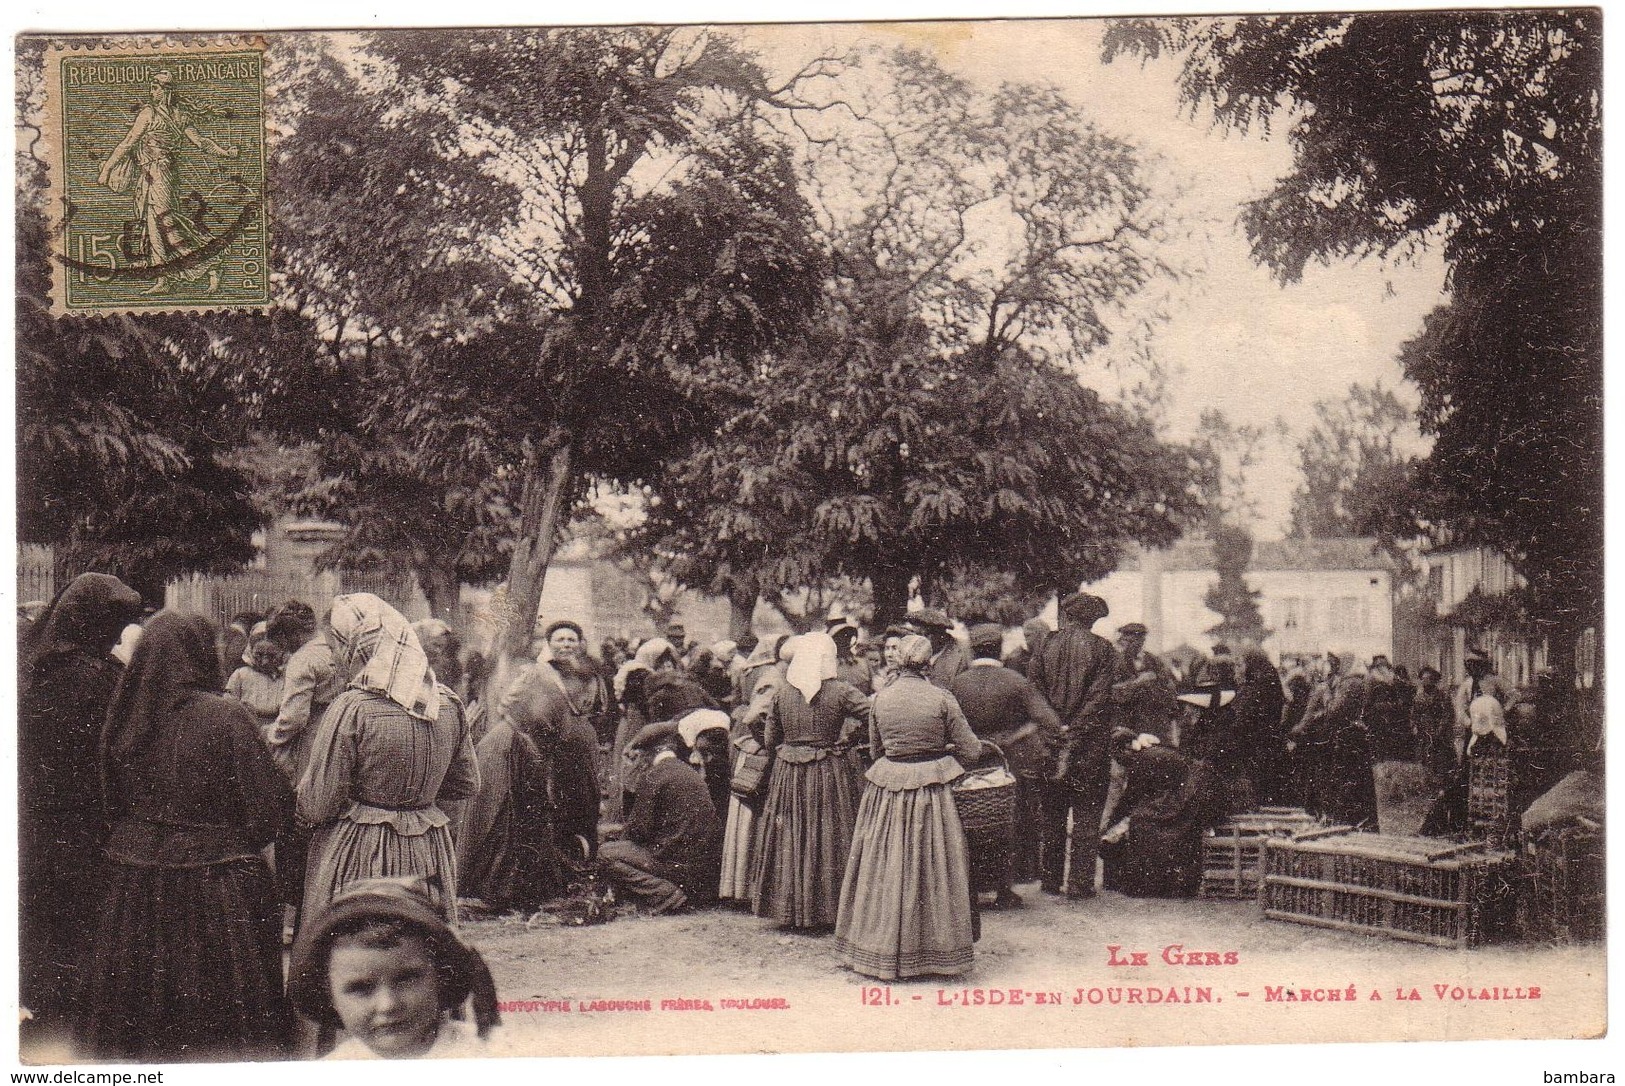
1419 544 1550 686
1082 537 1396 664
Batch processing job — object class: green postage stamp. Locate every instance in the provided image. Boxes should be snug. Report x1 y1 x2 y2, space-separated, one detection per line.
45 40 269 315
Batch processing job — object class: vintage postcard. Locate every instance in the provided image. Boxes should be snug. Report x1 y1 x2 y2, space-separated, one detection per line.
13 8 1606 1080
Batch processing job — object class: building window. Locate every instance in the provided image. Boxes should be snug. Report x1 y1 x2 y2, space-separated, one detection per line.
1326 596 1370 637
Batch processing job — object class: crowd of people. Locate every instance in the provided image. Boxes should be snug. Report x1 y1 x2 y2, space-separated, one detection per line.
17 571 1573 1063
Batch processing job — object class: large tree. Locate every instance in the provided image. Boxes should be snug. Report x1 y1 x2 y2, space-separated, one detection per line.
1105 10 1602 679
1288 382 1420 541
644 49 1200 626
17 45 262 600
258 30 829 644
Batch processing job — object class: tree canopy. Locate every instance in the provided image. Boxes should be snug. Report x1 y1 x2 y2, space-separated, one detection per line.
1106 10 1602 672
1288 382 1419 542
17 52 262 601
1203 523 1269 646
254 29 830 642
643 49 1201 626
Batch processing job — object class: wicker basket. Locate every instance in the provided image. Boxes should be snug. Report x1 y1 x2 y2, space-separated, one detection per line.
953 745 1017 835
1261 829 1516 948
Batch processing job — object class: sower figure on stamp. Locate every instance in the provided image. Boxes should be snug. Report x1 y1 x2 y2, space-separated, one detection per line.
1026 592 1117 898
97 70 239 295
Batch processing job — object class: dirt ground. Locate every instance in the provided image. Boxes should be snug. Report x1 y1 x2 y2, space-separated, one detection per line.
463 880 1607 1060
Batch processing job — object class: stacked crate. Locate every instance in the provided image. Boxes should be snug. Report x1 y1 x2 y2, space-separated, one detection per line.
1519 825 1604 943
1261 830 1517 948
1467 752 1514 845
1200 807 1323 900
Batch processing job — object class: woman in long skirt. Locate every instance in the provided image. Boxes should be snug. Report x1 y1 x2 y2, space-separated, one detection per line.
835 635 986 980
19 573 143 1048
718 635 791 903
80 612 293 1061
750 633 869 929
298 593 479 928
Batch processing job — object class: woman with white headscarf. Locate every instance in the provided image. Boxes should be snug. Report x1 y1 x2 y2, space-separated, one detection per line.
297 594 479 930
748 632 871 929
835 634 986 979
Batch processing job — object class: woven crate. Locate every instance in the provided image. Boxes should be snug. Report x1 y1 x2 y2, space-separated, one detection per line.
1200 808 1322 900
1519 827 1604 943
1261 830 1516 948
1467 753 1512 839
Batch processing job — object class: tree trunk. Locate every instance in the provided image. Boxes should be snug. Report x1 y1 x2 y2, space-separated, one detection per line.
871 567 911 629
499 440 575 660
726 576 758 639
420 560 461 629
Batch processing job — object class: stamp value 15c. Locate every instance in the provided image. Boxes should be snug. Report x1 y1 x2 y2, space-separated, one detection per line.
45 41 269 316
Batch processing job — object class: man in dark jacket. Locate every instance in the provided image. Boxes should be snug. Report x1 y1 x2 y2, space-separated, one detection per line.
1109 622 1179 743
1026 593 1118 897
949 624 1063 904
911 607 969 688
599 728 722 914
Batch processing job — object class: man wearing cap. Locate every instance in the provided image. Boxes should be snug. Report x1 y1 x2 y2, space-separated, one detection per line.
1026 592 1118 897
949 624 1064 905
1110 622 1178 744
598 723 722 914
910 607 969 689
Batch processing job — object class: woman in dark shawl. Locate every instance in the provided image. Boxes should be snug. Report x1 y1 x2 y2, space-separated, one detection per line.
79 611 293 1062
1099 729 1223 898
19 573 143 1048
1231 647 1290 807
1178 661 1247 814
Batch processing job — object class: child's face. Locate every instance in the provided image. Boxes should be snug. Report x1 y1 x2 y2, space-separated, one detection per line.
328 933 442 1058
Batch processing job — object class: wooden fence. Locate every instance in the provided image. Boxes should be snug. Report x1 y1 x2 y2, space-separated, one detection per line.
166 568 429 629
17 545 55 606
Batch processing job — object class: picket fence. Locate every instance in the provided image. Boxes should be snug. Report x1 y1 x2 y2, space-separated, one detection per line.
17 545 55 606
165 568 430 629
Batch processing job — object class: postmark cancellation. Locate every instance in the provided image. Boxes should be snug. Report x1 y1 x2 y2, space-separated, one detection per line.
43 40 269 316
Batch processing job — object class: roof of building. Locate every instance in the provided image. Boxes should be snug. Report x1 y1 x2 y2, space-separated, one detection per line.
1121 536 1396 574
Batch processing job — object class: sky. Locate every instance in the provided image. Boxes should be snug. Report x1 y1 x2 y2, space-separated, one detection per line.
743 18 1446 538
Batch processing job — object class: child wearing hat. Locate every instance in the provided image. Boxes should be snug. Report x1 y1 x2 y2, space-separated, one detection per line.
289 877 500 1059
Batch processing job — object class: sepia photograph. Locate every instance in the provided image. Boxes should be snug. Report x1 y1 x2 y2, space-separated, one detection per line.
11 4 1607 1075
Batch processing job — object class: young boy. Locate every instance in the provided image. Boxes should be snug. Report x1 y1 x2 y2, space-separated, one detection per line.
289 877 500 1059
